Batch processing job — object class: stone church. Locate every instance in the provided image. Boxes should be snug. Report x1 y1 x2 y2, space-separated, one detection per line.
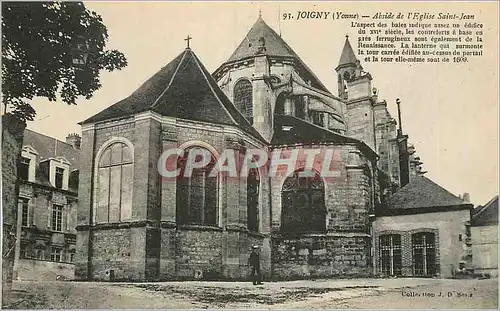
75 16 473 281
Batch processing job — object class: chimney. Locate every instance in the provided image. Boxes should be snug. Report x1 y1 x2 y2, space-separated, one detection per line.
462 192 470 203
66 133 81 150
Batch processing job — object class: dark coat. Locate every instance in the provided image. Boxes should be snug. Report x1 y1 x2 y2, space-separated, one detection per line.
249 250 260 268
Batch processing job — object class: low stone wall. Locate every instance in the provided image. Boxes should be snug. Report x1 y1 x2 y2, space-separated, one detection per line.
16 259 75 281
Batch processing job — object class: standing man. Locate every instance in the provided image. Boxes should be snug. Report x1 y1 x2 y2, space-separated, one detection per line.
249 245 263 285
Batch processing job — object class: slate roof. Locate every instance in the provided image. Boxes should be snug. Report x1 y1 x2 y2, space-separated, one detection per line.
218 17 330 93
271 114 377 159
22 129 80 191
23 129 80 170
386 176 467 210
337 36 358 68
472 196 498 226
81 48 265 142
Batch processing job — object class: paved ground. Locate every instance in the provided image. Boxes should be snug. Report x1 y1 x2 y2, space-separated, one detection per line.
3 277 498 309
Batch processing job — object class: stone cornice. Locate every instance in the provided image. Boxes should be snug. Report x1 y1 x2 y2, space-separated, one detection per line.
76 220 156 231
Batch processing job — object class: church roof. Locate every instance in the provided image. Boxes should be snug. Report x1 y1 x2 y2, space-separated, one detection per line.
218 17 330 93
472 196 498 226
271 114 377 159
386 176 467 210
337 36 358 68
81 48 264 141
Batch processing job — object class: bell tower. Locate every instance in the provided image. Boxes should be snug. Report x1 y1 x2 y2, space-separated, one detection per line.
335 36 363 100
336 35 376 150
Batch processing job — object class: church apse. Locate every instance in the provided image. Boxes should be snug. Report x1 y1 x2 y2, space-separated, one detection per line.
270 146 374 280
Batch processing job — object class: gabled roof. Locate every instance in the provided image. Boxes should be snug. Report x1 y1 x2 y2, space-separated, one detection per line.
337 36 358 68
386 176 467 210
81 48 264 141
472 196 498 226
22 129 80 192
271 114 377 159
218 17 330 93
23 129 80 171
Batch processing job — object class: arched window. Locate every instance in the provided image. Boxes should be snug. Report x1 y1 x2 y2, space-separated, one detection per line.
412 232 437 276
233 79 253 124
281 170 325 234
275 93 286 115
247 168 259 232
310 110 324 127
343 71 351 81
294 96 307 120
379 234 402 276
96 142 133 223
270 76 281 86
176 147 218 226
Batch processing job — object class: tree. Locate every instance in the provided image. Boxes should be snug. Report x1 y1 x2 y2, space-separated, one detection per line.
2 2 127 121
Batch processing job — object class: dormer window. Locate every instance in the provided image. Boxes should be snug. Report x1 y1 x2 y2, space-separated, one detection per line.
44 157 71 190
55 167 64 189
20 145 38 182
18 157 31 181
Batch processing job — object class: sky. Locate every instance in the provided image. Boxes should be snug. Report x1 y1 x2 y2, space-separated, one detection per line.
24 1 499 206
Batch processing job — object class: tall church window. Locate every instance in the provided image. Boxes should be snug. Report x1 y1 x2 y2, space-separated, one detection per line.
281 169 325 234
275 94 286 115
294 96 307 120
177 147 218 226
247 168 259 232
96 142 134 223
379 234 402 276
233 79 253 124
412 232 437 276
310 110 324 127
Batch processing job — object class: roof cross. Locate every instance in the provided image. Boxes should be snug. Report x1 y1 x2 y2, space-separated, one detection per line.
184 35 192 49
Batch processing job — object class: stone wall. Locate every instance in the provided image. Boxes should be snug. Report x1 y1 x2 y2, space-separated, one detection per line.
471 225 498 276
89 228 133 280
2 114 26 299
175 228 224 279
272 234 371 279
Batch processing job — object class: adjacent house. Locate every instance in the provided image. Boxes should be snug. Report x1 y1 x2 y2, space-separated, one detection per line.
13 129 80 281
471 196 498 277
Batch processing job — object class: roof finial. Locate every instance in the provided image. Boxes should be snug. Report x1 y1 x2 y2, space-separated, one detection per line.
259 9 262 18
184 35 192 49
396 98 403 136
346 34 349 39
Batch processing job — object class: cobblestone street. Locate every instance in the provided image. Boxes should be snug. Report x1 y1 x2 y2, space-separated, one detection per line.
4 278 497 309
